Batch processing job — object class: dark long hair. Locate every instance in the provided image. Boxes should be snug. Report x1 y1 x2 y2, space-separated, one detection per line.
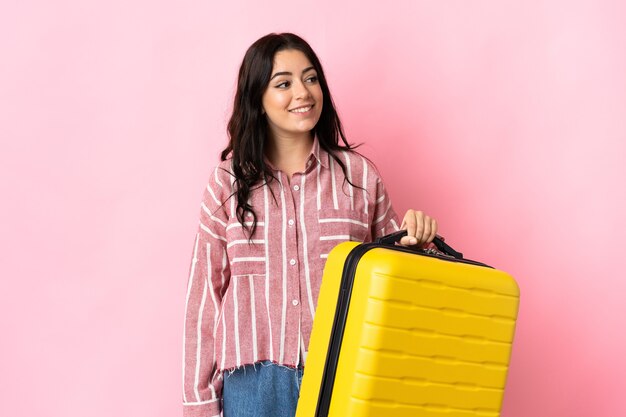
222 33 357 236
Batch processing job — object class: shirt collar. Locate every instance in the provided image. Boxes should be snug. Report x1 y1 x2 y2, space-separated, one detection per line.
264 135 330 172
309 135 329 169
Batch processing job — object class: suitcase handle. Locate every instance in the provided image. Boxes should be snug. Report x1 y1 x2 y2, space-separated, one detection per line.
376 230 464 260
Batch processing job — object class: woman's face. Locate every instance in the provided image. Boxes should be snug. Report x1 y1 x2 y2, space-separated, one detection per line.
262 49 323 140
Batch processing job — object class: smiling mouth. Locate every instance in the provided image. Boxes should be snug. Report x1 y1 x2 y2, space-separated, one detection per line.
289 105 313 113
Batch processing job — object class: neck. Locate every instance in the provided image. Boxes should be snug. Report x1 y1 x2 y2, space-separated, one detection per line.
265 132 314 179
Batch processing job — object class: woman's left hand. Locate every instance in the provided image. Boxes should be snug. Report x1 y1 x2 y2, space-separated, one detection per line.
399 209 438 247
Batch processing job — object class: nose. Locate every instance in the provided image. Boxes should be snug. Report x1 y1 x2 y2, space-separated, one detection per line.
293 79 311 100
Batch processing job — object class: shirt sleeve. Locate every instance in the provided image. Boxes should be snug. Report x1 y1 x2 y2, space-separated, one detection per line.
183 167 231 417
371 175 401 240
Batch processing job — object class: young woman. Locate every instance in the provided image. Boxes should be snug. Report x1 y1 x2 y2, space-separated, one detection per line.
182 33 438 417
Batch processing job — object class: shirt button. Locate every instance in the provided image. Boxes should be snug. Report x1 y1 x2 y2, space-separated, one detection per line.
289 259 296 266
288 219 294 226
292 299 299 306
293 185 300 191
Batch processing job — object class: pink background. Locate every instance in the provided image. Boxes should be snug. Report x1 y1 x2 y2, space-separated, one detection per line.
1 1 625 416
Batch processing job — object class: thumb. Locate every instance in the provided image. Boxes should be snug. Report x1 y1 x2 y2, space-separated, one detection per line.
399 235 418 246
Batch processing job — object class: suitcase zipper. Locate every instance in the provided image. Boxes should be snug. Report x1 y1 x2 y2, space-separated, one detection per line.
315 242 373 417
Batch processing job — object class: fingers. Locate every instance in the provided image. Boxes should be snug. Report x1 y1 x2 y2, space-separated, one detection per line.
422 213 431 243
428 217 438 243
400 209 418 245
399 235 417 245
400 209 438 247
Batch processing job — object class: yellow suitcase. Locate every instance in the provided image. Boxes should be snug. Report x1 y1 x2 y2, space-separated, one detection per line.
296 231 520 417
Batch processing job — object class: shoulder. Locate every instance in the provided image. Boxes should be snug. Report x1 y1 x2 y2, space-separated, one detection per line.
337 149 384 182
209 159 236 187
203 159 236 205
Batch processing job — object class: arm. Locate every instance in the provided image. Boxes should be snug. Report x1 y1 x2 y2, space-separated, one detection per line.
183 171 230 417
371 177 401 239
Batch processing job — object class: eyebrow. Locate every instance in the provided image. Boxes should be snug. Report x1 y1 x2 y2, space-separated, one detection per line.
270 66 316 80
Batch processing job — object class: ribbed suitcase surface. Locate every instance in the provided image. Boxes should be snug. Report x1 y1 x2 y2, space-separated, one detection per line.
296 240 520 417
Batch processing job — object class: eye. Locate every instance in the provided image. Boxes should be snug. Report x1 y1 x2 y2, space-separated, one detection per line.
305 75 318 84
275 80 291 89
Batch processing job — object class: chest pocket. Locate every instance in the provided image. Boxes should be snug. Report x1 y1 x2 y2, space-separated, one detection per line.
225 220 267 277
317 208 370 258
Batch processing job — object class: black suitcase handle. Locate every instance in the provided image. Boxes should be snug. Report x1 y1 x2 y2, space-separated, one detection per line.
376 230 464 260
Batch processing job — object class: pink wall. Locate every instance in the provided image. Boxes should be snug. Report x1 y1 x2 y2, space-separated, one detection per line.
1 1 625 416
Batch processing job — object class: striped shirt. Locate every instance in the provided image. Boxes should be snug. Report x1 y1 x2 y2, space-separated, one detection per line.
182 138 400 417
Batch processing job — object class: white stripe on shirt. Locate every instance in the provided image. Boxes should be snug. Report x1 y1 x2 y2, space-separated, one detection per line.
220 288 228 371
320 235 352 241
342 151 354 210
182 233 200 403
226 221 265 231
316 159 322 211
374 202 391 225
263 184 273 361
214 167 224 188
249 275 258 362
183 398 220 406
206 244 220 359
231 257 265 263
194 277 208 402
318 218 368 228
362 158 369 215
329 153 338 209
206 183 221 206
299 174 315 320
201 203 227 228
278 172 288 363
233 276 241 367
221 250 227 297
226 239 265 249
200 222 227 242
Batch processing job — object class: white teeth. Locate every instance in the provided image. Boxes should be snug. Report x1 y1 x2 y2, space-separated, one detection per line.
290 106 312 113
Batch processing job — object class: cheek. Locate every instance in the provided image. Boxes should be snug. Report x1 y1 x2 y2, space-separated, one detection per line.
313 87 324 107
313 85 323 99
314 88 324 113
263 95 288 127
263 91 288 112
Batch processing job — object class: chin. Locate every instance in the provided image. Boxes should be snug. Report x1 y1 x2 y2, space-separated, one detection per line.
291 123 317 133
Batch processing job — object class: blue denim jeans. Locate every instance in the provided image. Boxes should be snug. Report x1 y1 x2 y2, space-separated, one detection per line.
222 361 304 417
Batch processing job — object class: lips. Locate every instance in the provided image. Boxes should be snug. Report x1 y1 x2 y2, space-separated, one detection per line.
289 104 314 113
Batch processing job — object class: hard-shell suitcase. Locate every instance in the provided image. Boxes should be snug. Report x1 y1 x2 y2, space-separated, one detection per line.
296 231 520 417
